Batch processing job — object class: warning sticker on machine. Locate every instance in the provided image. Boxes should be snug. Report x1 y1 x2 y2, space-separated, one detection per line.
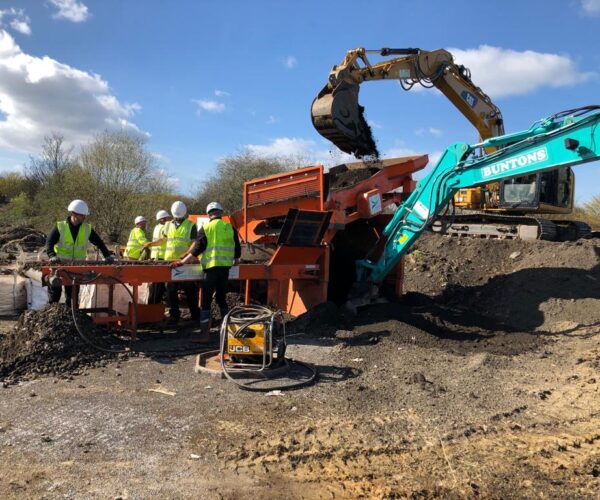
171 265 240 281
413 200 429 220
171 265 205 281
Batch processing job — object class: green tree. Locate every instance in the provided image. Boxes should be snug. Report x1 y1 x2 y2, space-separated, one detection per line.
25 133 73 190
192 150 298 214
582 195 600 229
78 131 174 241
0 172 35 201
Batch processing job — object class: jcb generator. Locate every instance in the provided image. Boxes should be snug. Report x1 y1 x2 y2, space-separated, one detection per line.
220 305 287 370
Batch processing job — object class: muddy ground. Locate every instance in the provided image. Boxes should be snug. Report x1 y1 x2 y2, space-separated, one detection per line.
0 233 599 498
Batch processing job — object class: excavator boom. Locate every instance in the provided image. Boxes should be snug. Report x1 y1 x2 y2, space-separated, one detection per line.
311 48 504 157
357 106 600 285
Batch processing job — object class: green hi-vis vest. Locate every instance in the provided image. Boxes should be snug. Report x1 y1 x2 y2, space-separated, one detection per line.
150 223 167 259
54 220 92 260
124 227 148 260
164 219 195 261
201 218 235 270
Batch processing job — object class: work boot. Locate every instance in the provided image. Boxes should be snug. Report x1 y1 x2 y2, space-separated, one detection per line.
190 320 211 343
166 316 179 326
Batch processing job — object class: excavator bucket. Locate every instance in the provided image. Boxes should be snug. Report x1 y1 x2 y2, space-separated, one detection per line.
311 81 379 158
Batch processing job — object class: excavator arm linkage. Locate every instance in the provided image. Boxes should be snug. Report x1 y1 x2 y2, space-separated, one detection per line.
311 47 504 157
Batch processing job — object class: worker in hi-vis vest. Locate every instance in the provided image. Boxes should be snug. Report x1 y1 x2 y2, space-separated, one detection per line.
146 200 199 325
123 216 148 260
147 209 171 305
172 201 241 341
45 199 114 306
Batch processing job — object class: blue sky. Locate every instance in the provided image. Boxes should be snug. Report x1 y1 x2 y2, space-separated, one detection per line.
0 0 599 202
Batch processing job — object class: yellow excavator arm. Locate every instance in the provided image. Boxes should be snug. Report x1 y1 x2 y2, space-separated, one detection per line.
311 47 504 157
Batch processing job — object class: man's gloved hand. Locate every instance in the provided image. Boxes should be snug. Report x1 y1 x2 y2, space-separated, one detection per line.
49 256 60 264
170 260 184 268
104 255 115 264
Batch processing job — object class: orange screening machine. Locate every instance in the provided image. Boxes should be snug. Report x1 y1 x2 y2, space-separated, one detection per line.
229 155 427 312
41 155 426 335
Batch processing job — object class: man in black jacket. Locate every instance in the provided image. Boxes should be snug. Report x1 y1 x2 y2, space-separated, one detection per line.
45 199 114 305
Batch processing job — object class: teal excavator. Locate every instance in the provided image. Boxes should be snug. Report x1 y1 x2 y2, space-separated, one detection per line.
345 105 600 301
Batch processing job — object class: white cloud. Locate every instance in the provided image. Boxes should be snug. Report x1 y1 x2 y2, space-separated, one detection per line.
416 127 443 137
266 115 278 124
10 19 31 35
368 120 383 129
0 30 146 154
582 0 600 15
193 99 226 113
244 136 354 167
49 0 90 23
242 137 448 177
214 89 230 97
283 56 297 69
246 137 314 158
0 8 31 36
447 45 594 98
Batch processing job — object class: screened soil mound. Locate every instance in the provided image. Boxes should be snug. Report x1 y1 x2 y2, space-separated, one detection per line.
0 225 46 255
404 232 600 332
0 304 125 384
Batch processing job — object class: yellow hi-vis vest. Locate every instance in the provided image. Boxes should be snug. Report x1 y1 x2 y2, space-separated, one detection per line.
201 218 235 270
150 223 166 259
54 220 91 260
164 219 195 261
124 227 148 260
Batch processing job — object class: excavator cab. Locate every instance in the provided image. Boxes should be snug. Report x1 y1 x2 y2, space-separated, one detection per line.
500 169 573 213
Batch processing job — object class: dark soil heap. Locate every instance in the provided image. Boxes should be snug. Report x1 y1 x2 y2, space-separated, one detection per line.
404 233 600 332
0 304 123 384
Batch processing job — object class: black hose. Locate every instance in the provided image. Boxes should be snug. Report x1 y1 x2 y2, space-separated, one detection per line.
58 269 207 357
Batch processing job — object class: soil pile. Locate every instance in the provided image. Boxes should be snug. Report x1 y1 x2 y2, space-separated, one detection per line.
0 304 123 384
289 301 351 336
0 225 46 256
404 232 600 332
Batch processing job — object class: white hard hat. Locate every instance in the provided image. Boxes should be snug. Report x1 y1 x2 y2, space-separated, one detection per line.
156 209 170 221
171 200 187 218
206 201 223 214
68 199 89 216
135 215 146 225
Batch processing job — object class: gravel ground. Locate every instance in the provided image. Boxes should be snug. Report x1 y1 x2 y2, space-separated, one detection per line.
0 233 598 498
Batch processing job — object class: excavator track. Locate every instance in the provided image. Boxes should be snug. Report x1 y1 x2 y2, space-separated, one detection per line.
550 220 592 241
311 82 379 158
431 212 560 241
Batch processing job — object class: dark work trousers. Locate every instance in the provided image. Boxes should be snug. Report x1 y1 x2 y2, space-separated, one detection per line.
148 282 166 304
201 267 230 317
166 281 200 321
148 258 166 304
48 285 78 306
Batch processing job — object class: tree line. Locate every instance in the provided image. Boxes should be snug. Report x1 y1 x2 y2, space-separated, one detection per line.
0 132 301 242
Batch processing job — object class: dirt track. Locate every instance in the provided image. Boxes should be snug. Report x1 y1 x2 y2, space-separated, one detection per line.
0 233 599 498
